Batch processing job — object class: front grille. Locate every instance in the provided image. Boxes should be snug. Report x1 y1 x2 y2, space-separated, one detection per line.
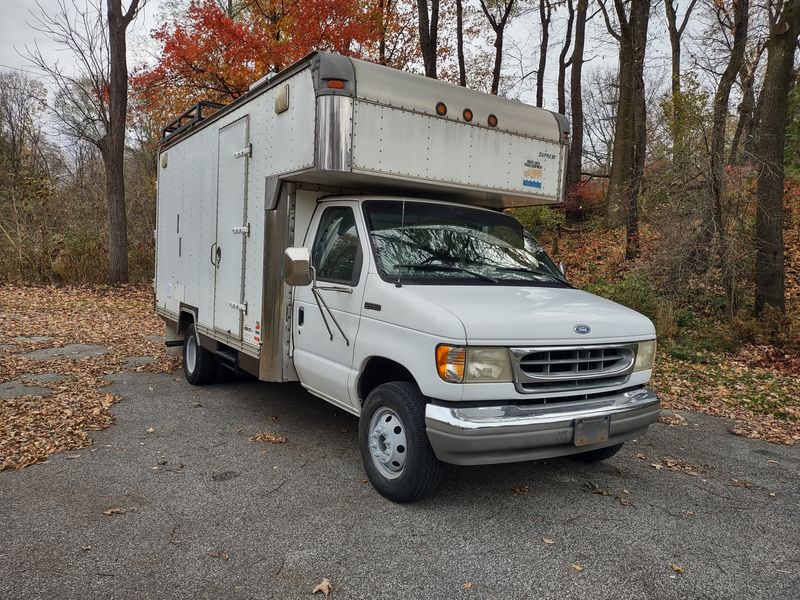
510 344 637 394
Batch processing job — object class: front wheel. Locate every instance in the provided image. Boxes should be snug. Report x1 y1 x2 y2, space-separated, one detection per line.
359 382 443 503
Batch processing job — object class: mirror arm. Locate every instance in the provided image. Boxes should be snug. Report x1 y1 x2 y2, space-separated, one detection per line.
310 266 350 345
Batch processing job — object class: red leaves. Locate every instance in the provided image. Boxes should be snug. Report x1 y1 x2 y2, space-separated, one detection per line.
132 0 383 121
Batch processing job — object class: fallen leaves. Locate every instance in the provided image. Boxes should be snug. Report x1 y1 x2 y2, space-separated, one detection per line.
511 485 529 495
659 413 687 426
207 550 229 561
250 432 288 444
570 563 583 572
0 285 181 471
670 563 685 574
659 457 708 477
542 538 555 545
312 577 331 596
583 481 611 496
102 507 126 516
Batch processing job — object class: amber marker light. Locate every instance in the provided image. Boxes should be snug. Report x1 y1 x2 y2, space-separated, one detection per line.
435 101 448 116
436 345 466 383
326 79 345 89
462 108 473 122
487 114 498 127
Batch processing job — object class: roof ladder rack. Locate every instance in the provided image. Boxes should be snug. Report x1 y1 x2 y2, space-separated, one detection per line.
161 100 226 142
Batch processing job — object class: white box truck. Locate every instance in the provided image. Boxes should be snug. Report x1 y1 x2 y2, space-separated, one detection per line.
155 52 660 502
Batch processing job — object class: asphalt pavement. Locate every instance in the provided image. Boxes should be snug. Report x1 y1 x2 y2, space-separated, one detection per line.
1 367 798 600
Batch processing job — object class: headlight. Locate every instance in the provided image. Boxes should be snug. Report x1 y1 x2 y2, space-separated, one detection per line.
465 347 513 382
634 340 657 372
435 345 512 383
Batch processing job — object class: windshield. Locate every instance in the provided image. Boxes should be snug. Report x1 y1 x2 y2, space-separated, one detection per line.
363 200 568 286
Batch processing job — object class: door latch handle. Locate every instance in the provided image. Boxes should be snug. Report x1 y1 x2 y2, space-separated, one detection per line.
210 243 221 267
298 306 304 327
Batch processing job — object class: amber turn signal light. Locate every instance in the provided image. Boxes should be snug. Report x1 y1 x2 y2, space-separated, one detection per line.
326 79 345 89
487 114 498 127
435 101 447 116
462 108 473 122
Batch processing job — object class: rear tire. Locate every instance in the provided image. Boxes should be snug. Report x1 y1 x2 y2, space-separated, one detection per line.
183 324 217 386
359 382 443 503
572 442 624 463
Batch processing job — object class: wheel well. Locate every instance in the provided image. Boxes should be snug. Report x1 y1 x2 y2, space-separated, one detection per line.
358 357 416 402
178 310 195 334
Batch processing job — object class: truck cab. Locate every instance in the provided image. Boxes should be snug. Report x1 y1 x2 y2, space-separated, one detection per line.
154 52 659 502
282 195 658 500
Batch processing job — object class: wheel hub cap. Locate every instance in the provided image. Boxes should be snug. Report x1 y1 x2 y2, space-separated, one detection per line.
368 407 407 479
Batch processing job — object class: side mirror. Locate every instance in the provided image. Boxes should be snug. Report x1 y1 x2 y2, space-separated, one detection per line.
284 247 312 286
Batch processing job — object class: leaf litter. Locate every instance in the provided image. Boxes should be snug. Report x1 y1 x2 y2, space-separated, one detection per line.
0 285 180 471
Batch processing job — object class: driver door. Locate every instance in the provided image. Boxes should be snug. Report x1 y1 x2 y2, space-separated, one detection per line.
292 202 368 411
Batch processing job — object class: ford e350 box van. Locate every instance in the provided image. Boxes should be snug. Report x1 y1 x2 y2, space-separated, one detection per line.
155 52 660 502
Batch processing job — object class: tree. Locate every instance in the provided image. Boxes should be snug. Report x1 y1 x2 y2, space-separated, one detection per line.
664 0 698 154
556 0 574 115
456 0 467 86
29 0 145 284
479 0 517 95
536 0 553 107
417 0 441 78
754 0 800 314
599 0 651 259
566 0 587 188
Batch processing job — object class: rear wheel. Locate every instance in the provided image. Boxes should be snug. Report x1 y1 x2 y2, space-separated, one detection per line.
359 382 443 503
572 443 624 463
183 324 216 385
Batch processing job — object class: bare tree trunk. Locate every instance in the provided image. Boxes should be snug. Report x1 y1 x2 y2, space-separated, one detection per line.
480 0 516 95
600 0 651 260
664 0 697 156
566 0 586 189
536 0 552 108
557 0 575 115
456 0 466 86
103 0 141 284
417 0 440 78
709 0 748 312
729 60 757 164
755 0 800 314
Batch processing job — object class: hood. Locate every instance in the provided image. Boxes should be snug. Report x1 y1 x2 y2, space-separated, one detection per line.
406 285 656 344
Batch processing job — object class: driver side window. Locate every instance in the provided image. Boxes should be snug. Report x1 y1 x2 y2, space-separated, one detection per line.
311 206 363 285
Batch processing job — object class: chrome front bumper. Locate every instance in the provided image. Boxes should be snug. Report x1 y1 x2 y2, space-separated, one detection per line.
425 387 660 466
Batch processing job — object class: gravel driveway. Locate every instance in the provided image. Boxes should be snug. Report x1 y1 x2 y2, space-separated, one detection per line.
2 368 798 599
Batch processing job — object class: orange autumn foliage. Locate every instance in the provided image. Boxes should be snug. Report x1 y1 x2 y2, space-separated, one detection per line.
132 0 418 123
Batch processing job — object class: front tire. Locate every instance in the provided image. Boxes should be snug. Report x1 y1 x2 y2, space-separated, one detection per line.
359 382 443 503
572 442 624 463
183 324 216 386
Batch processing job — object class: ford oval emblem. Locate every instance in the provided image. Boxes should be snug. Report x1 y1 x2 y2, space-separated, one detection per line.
574 324 591 335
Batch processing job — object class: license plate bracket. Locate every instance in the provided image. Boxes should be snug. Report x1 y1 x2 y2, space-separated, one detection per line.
574 415 610 446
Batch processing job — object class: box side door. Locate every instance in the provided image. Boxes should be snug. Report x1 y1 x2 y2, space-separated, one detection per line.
213 116 250 339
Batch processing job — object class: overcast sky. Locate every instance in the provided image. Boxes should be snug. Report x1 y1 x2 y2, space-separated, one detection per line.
0 0 681 110
0 0 160 76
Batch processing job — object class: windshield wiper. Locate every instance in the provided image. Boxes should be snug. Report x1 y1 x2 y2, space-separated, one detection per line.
395 263 499 283
492 266 566 283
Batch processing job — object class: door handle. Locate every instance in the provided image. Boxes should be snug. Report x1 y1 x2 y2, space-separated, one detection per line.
210 244 221 267
298 306 304 327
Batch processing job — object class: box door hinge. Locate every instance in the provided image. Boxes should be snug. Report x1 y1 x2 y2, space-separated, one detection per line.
232 224 250 236
230 301 247 314
235 144 252 159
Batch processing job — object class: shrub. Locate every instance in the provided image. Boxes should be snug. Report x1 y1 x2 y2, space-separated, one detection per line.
509 205 565 237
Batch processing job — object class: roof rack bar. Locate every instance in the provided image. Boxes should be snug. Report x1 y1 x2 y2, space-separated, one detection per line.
162 100 226 142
